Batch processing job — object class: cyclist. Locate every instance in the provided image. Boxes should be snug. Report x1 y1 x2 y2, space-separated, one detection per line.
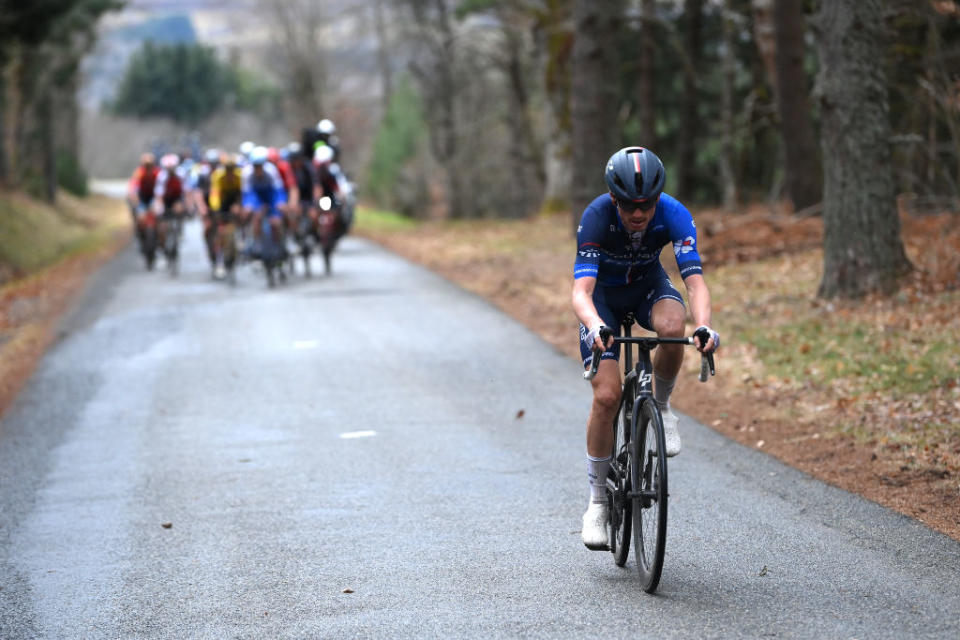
242 146 288 253
192 149 220 273
127 152 159 244
303 118 341 162
209 153 244 278
154 153 186 254
573 146 719 550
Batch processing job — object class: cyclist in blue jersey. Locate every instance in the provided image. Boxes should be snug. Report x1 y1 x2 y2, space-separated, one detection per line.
573 146 720 550
242 146 288 250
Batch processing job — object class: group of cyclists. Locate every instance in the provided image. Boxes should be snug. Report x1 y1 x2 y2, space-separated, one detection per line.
125 119 354 284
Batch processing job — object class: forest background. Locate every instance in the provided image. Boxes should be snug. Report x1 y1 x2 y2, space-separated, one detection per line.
0 0 959 536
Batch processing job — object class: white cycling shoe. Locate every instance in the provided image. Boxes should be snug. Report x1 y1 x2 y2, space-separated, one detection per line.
661 408 682 457
581 501 610 550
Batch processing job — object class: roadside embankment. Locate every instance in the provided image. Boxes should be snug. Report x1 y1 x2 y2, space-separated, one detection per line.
0 189 130 420
356 205 960 541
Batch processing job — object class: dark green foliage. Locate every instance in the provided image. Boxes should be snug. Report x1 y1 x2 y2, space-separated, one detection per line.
57 151 88 197
366 76 427 215
113 42 237 124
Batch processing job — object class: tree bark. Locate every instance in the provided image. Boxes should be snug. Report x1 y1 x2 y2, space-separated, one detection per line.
814 0 912 299
638 0 656 148
570 0 620 230
718 2 738 211
675 0 703 201
503 19 545 217
773 0 820 211
373 0 393 114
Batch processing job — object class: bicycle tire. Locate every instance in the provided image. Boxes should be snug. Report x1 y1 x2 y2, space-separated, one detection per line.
610 389 633 567
631 397 668 593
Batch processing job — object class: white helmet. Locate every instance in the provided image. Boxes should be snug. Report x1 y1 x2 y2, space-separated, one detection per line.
313 145 334 165
239 141 255 158
250 146 269 165
160 153 179 170
316 119 336 135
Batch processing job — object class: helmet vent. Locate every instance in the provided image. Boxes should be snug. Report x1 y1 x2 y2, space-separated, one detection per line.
634 172 644 195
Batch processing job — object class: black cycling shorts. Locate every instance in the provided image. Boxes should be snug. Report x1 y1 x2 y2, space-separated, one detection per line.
578 266 685 367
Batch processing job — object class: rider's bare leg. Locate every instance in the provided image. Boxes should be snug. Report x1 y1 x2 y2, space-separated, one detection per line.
651 298 686 407
586 358 622 458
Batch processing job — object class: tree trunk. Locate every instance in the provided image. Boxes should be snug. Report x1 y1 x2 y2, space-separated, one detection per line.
0 57 7 186
773 0 820 212
638 0 656 147
675 0 703 201
570 0 620 230
540 0 573 210
814 0 912 299
503 21 545 217
718 2 738 211
373 0 393 114
39 89 56 203
751 0 777 90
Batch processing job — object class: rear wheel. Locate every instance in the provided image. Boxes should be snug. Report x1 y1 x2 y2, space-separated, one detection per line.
631 397 668 593
609 388 634 567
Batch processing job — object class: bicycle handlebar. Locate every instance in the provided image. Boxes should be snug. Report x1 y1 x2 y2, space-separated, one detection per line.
583 326 716 382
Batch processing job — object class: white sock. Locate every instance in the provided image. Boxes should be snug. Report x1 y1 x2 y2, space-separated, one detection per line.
587 454 611 504
654 373 676 411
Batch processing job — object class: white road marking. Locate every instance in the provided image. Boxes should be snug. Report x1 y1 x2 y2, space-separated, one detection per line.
340 430 377 439
294 340 319 350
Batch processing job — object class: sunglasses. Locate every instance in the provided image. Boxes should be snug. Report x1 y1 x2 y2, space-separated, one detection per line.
615 197 657 213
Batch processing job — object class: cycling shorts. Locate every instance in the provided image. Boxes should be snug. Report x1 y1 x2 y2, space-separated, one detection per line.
579 265 685 367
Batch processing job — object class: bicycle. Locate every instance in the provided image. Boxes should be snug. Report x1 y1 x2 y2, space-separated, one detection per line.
583 316 715 593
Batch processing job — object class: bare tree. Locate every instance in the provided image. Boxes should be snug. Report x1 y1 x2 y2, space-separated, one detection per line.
773 0 820 212
258 0 328 131
718 1 739 211
570 0 620 229
813 0 912 298
675 0 703 201
373 0 394 113
638 0 656 148
401 0 466 218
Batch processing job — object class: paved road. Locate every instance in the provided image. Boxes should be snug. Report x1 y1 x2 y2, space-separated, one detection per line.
1 222 959 639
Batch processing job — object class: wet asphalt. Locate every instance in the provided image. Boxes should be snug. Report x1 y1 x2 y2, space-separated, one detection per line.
1 219 959 639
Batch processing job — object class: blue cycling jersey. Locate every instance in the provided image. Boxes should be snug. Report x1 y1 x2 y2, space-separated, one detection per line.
574 193 703 286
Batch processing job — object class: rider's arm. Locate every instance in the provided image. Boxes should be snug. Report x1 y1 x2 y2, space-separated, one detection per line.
573 201 612 350
683 273 712 330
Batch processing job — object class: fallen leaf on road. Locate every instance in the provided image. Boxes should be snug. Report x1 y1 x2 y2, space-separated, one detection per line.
342 588 354 594
516 409 525 419
161 523 172 529
759 565 768 577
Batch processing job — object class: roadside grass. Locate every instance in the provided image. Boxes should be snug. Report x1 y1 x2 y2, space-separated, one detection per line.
0 190 130 422
0 190 128 283
356 203 960 538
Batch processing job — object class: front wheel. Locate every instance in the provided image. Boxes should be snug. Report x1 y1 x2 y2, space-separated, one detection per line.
609 389 633 567
631 397 668 593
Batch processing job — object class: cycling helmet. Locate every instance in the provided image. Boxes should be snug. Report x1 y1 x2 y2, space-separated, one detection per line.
160 153 179 170
239 141 255 158
250 146 269 166
286 142 302 157
313 145 334 165
266 147 281 164
140 152 156 166
316 119 336 135
604 146 666 208
204 148 220 164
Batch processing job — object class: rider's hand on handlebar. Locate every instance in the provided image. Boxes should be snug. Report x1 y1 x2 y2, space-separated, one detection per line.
586 324 613 351
694 325 720 353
